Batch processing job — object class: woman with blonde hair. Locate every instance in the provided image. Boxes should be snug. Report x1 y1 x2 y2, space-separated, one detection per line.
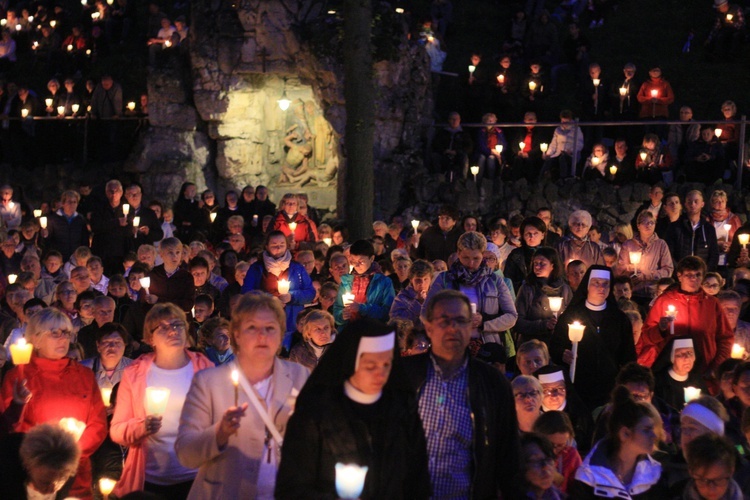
289 309 336 370
1 307 107 499
176 292 310 498
110 303 213 497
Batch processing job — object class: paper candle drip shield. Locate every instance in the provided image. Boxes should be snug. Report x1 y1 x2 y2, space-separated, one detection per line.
145 387 171 415
731 343 746 359
10 337 33 365
335 463 369 499
101 388 113 407
548 297 563 315
59 417 86 441
277 279 290 295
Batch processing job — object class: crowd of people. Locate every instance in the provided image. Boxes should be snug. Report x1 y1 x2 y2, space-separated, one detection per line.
0 175 746 499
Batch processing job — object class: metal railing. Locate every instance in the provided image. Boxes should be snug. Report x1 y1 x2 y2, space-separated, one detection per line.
429 117 748 188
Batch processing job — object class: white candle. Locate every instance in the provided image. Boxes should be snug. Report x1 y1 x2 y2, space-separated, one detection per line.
619 87 627 97
342 292 355 307
132 216 140 228
277 278 290 295
39 216 47 229
7 273 17 284
411 220 419 234
252 214 259 226
548 297 563 317
127 102 136 111
519 142 526 151
101 387 112 407
139 276 151 295
592 78 600 87
568 321 585 383
684 386 701 404
714 128 723 139
33 209 41 218
470 165 479 179
591 156 600 166
323 237 332 246
72 103 80 113
609 165 618 175
231 369 240 406
739 233 749 248
650 89 658 98
666 305 677 336
335 463 369 500
122 203 130 215
494 144 503 154
540 143 548 153
145 387 170 416
629 251 642 265
288 221 297 232
210 212 217 223
10 337 32 365
470 303 477 315
99 477 117 499
45 98 53 107
468 65 476 74
731 343 747 359
59 417 86 441
528 81 537 92
57 105 65 116
21 108 28 118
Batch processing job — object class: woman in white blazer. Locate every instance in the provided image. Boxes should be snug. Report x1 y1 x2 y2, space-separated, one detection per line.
175 291 310 499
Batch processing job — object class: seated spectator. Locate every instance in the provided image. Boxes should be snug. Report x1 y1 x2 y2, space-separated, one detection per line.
540 109 584 180
582 143 609 180
431 112 472 180
474 112 507 189
635 133 672 184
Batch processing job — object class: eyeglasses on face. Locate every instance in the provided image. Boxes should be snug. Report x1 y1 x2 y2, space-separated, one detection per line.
514 391 540 400
543 387 566 397
674 351 695 360
46 329 73 339
433 316 472 329
153 321 187 335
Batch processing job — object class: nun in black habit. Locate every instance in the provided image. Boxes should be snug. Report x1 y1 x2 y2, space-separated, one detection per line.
550 265 637 410
275 318 431 499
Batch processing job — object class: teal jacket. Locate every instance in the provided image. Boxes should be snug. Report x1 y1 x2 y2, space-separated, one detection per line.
333 273 395 329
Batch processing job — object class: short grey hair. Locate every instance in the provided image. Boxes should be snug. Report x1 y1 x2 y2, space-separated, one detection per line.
568 210 592 228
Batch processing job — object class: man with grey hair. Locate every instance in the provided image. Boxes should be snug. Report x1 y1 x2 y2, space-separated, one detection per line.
557 210 604 268
90 179 132 275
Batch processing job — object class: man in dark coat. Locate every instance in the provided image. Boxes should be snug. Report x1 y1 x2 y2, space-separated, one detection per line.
43 189 90 262
124 182 163 249
89 180 132 276
415 205 463 263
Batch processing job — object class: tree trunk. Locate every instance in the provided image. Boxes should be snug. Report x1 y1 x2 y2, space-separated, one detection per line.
342 0 374 241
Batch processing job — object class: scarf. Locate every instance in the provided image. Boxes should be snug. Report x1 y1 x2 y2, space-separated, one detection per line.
446 259 494 287
263 250 292 277
711 208 731 223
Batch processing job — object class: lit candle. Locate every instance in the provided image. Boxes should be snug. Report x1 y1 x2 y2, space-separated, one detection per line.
50 20 56 28
127 101 136 111
684 386 701 404
609 165 618 176
591 156 600 166
191 306 195 318
21 108 29 118
548 297 563 318
495 144 503 154
67 43 73 51
72 103 80 113
39 216 47 229
468 65 476 74
731 343 747 359
427 35 434 43
91 12 100 20
277 278 290 295
619 87 627 97
252 214 259 226
323 237 332 246
650 89 658 118
639 151 648 162
28 16 33 22
210 212 217 223
32 41 38 49
145 387 170 416
650 89 658 98
10 337 33 365
335 463 369 500
714 128 723 139
470 303 477 315
395 7 404 14
99 477 117 500
45 98 53 108
629 251 642 277
540 143 548 153
727 13 733 21
101 387 112 407
528 81 537 92
59 417 86 441
33 209 41 218
497 74 505 85
519 142 526 151
592 78 600 87
666 305 677 336
139 276 150 294
739 233 750 248
723 223 732 235
288 221 297 233
568 321 585 383
15 24 21 31
342 292 355 307
231 369 240 406
411 220 419 234
86 50 91 56
132 216 140 228
7 274 16 284
470 165 479 181
57 105 65 116
1 19 6 26
122 203 130 215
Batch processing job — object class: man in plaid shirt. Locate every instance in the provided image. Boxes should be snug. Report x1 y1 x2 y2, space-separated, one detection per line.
402 289 521 498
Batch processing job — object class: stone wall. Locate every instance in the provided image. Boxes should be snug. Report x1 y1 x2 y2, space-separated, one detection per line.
125 0 433 216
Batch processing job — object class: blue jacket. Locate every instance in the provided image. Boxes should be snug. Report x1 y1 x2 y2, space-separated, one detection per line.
241 260 316 339
333 273 395 329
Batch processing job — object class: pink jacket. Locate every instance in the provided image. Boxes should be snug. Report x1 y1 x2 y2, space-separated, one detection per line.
109 351 214 497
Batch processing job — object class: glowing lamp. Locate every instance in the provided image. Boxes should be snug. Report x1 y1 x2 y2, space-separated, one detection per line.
342 293 355 307
57 105 65 116
99 477 117 499
33 209 41 217
540 143 548 153
739 233 750 247
122 203 130 215
45 98 53 107
714 128 723 139
731 343 747 359
609 165 618 175
548 297 563 316
323 237 332 246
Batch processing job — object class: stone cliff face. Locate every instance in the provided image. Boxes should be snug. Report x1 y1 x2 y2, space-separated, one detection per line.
126 0 433 217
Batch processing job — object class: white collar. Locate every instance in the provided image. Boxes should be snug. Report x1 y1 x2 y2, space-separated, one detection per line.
344 380 381 404
668 368 689 382
585 300 607 311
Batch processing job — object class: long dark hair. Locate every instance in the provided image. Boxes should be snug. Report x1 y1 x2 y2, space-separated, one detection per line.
607 386 654 454
525 246 563 284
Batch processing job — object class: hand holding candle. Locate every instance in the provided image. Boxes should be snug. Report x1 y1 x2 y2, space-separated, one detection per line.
629 251 642 276
568 321 585 383
145 387 170 416
139 276 151 295
666 305 677 335
684 386 701 404
548 297 563 318
731 343 747 359
231 369 240 406
277 278 290 295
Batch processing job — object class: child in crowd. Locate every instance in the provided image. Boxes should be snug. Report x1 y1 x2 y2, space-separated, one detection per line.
683 433 743 500
42 250 66 283
200 317 234 365
107 274 133 323
520 433 564 499
533 410 582 494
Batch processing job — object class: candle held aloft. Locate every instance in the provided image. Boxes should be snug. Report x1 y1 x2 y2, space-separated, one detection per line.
145 387 170 416
10 338 33 365
684 386 701 404
231 369 240 407
335 463 369 500
731 343 747 359
277 279 290 295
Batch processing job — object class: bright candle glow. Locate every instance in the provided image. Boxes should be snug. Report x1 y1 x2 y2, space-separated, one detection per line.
277 279 290 295
335 463 368 499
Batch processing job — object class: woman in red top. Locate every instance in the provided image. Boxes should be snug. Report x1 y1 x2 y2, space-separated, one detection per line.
273 193 318 249
1 308 107 500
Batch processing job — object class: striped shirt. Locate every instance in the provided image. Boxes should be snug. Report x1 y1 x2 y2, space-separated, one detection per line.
418 354 473 498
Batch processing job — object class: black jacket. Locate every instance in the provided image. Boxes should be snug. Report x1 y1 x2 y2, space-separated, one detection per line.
44 211 90 261
663 216 719 271
276 385 430 499
90 201 132 260
401 352 521 500
415 224 462 263
127 205 164 248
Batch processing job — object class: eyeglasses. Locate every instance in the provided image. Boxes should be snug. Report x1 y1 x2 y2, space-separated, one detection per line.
514 391 540 400
99 340 125 349
674 350 695 359
46 329 73 339
153 321 187 335
692 476 731 489
527 457 555 470
639 221 656 227
433 316 472 329
543 388 566 397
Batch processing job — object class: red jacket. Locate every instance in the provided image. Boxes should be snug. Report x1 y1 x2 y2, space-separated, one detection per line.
636 78 675 118
641 287 734 373
273 211 318 245
1 355 107 500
